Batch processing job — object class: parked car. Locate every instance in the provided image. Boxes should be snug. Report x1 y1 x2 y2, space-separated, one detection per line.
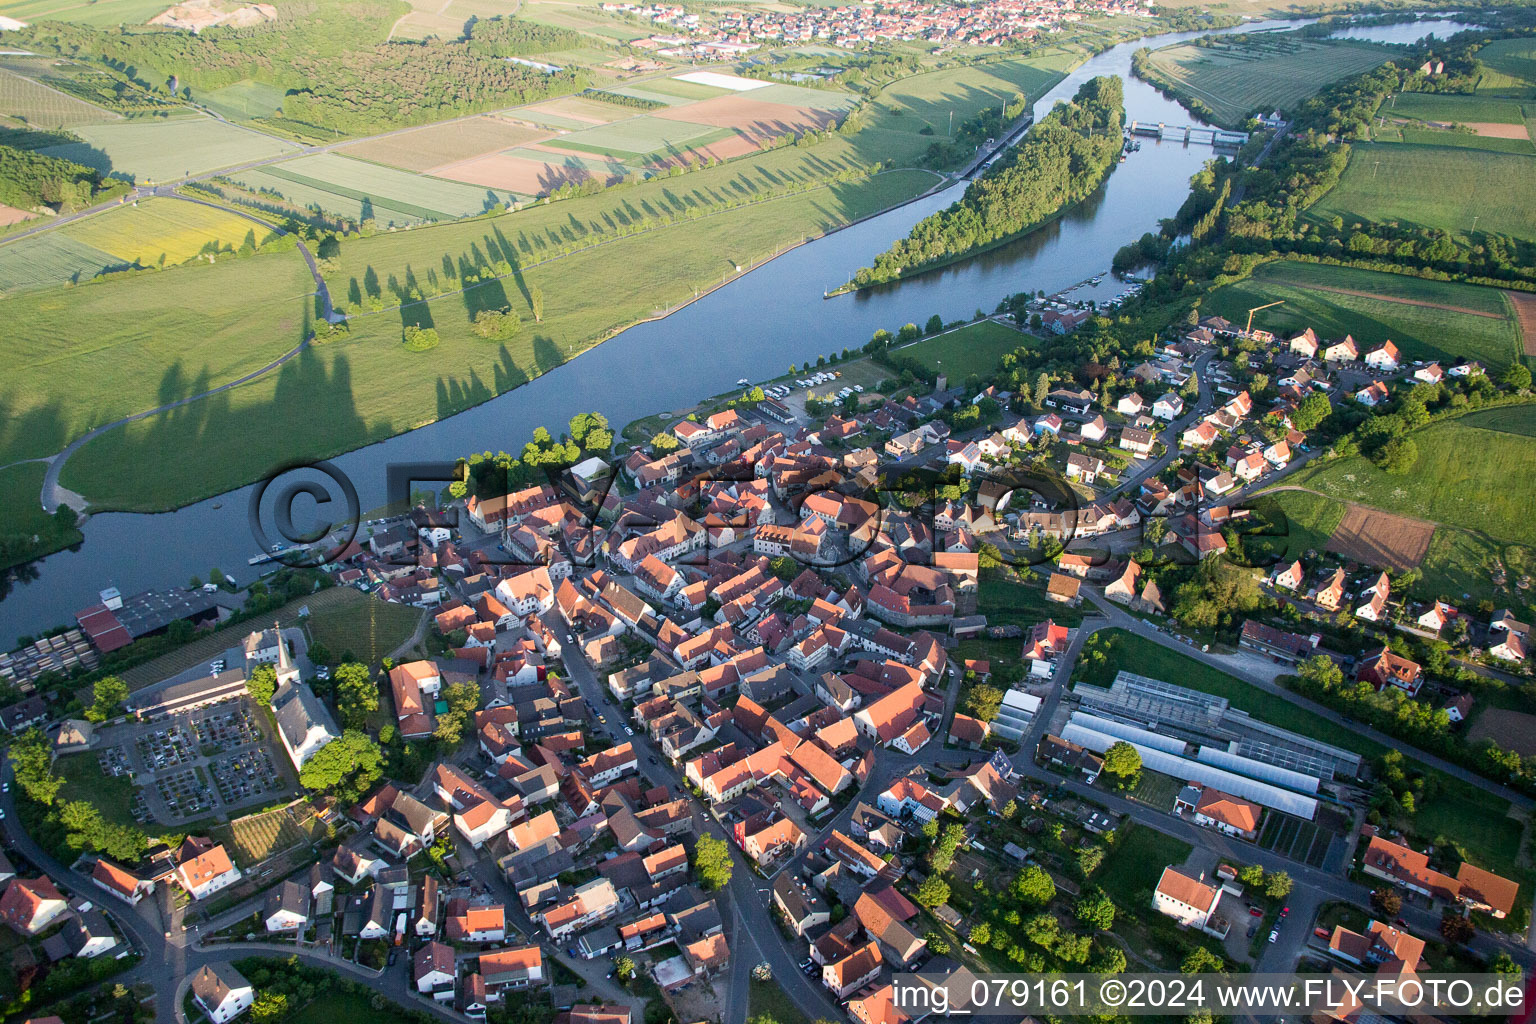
1248 907 1262 917
1268 929 1280 943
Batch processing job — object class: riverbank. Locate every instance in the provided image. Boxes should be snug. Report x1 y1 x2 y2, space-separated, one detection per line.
0 15 1317 644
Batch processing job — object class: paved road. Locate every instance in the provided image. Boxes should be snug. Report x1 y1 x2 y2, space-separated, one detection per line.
1077 589 1536 812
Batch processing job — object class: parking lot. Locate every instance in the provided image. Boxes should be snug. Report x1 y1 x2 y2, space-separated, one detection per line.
93 699 298 825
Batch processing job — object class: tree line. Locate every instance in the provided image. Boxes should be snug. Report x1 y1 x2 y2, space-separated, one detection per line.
0 144 126 213
852 76 1124 287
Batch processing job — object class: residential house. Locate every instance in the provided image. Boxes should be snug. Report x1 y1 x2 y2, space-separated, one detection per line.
0 877 68 935
192 964 255 1024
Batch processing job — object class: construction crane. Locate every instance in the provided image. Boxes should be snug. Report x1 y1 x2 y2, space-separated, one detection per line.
1245 300 1284 335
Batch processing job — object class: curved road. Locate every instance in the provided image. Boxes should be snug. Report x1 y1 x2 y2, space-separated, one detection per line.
34 190 336 514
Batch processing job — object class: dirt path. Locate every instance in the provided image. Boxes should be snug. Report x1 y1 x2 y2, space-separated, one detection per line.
1297 281 1508 319
1504 289 1536 356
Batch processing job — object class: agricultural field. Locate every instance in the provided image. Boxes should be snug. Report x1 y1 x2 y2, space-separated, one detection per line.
192 80 286 122
342 116 553 173
518 94 632 128
62 198 273 266
1325 505 1436 570
517 0 654 41
60 167 938 510
611 77 733 106
1470 708 1536 759
652 95 842 142
866 55 1066 137
1292 406 1536 550
1258 489 1535 613
386 0 523 40
1475 37 1536 97
0 246 317 469
40 114 299 184
324 136 920 302
1136 36 1393 128
536 114 731 161
1372 92 1535 155
900 319 1030 379
431 146 623 194
231 152 518 226
1308 143 1536 244
0 0 169 25
0 64 118 126
0 229 122 294
1203 260 1526 370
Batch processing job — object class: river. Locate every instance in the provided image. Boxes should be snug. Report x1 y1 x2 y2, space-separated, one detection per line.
0 14 1480 646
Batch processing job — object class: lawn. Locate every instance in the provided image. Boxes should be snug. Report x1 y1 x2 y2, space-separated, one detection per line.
1136 37 1393 128
1307 143 1536 244
1072 628 1386 758
1408 772 1525 878
59 168 938 510
749 978 811 1024
287 991 415 1024
0 229 122 294
1096 822 1191 905
0 246 316 468
54 751 137 825
898 319 1031 380
1244 489 1347 562
40 114 298 184
0 64 118 125
979 569 1085 628
234 152 518 225
0 462 82 570
63 198 275 265
302 587 424 665
1290 406 1536 549
1202 260 1524 370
